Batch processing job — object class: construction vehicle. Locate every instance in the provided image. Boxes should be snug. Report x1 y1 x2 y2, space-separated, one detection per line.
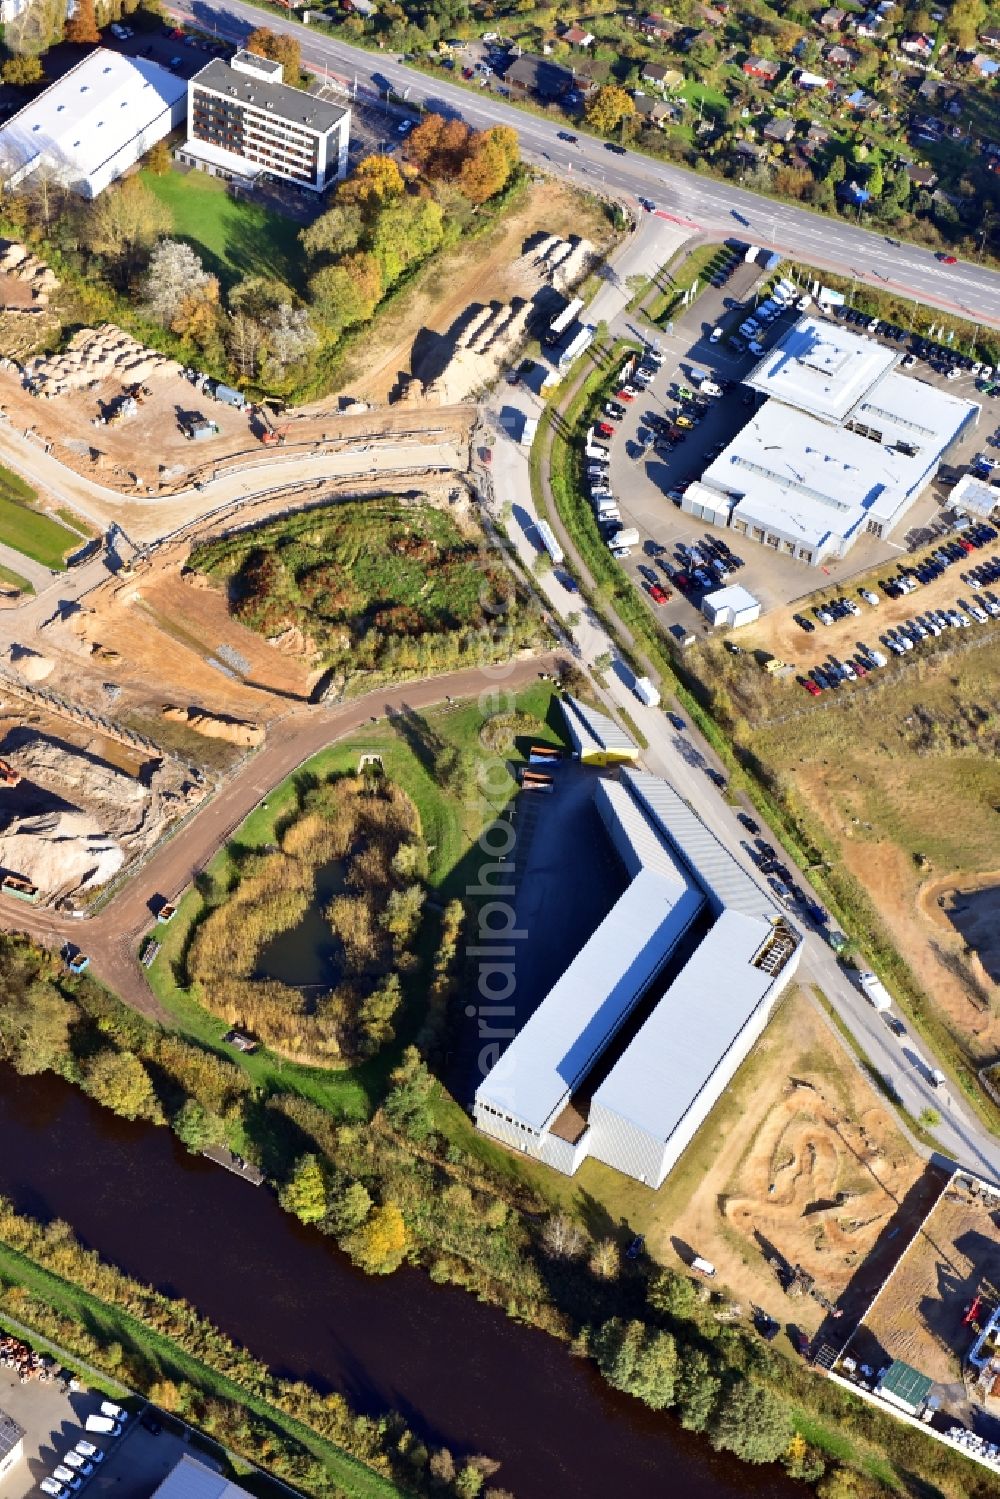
0 759 21 787
258 405 287 447
2 874 39 903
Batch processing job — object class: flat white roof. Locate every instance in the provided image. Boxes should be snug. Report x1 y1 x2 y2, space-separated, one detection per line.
951 472 999 517
151 1457 251 1499
178 136 266 182
747 315 898 422
477 867 705 1131
703 584 759 614
700 384 975 550
591 909 776 1143
0 49 185 188
560 694 637 757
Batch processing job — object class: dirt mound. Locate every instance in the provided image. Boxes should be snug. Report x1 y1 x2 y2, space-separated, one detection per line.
25 322 182 399
0 807 123 893
9 645 53 682
163 706 264 747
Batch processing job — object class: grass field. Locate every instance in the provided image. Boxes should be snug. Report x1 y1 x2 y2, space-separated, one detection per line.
0 465 79 569
0 1242 403 1499
0 562 34 594
146 684 565 1118
141 169 306 294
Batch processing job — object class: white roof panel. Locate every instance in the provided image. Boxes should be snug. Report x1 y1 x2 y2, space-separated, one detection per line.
151 1458 251 1499
560 694 636 757
746 315 897 422
0 49 185 190
476 867 705 1131
702 584 759 613
591 909 776 1141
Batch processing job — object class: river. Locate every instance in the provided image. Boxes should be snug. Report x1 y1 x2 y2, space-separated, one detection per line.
0 1068 800 1499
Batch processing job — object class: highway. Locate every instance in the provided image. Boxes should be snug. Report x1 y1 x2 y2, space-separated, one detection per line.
171 0 1000 327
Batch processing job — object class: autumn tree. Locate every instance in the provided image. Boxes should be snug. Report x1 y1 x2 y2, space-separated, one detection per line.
266 303 318 373
82 178 171 279
145 138 172 176
1 55 42 85
458 131 513 205
369 195 444 287
338 153 405 212
541 1212 586 1260
83 1050 162 1123
0 974 70 1075
142 239 219 328
404 113 471 177
65 0 99 44
300 201 364 259
343 1201 408 1274
586 84 635 135
247 26 302 85
308 253 383 331
279 1154 328 1225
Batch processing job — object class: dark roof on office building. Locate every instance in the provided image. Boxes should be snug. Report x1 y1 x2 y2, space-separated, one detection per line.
0 1410 24 1463
191 56 349 132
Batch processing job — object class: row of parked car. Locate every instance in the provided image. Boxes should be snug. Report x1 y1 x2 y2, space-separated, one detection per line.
39 1405 127 1499
799 644 889 694
729 276 804 356
834 304 991 384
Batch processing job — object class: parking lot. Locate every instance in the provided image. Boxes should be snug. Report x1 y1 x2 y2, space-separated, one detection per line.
0 1365 105 1499
594 253 992 638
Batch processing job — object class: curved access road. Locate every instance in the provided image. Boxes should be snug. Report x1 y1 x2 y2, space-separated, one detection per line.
172 0 1000 326
1 651 562 1021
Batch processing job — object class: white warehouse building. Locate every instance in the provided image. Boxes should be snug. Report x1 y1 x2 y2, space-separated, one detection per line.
682 316 979 567
0 49 187 199
474 769 801 1188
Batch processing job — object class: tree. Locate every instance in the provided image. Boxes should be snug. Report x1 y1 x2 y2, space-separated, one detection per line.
593 650 613 674
675 1349 720 1432
369 195 444 287
458 132 514 205
308 253 383 332
711 1379 793 1463
1 55 42 86
266 303 318 373
145 138 172 176
300 202 364 260
173 1098 225 1154
588 1238 620 1280
82 178 170 276
817 1465 864 1499
279 1154 328 1224
541 1212 586 1260
65 0 99 43
343 1201 408 1274
324 1178 372 1236
247 26 302 85
338 154 405 212
0 975 70 1075
404 113 470 178
533 551 553 576
83 1050 162 1123
228 311 266 382
648 1268 698 1319
142 239 219 328
586 84 635 135
828 153 847 186
383 1046 436 1141
784 1433 825 1482
591 1319 678 1409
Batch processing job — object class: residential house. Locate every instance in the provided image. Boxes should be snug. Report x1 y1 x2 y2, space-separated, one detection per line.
980 25 1000 47
854 12 883 37
733 139 768 163
845 86 878 112
568 57 606 95
795 68 831 90
697 3 726 25
638 12 680 41
561 23 594 48
633 92 676 126
743 55 782 82
819 5 846 26
905 163 938 188
825 43 857 67
763 115 797 142
501 53 575 102
901 32 934 57
970 52 1000 77
803 121 831 155
917 76 941 101
641 61 682 88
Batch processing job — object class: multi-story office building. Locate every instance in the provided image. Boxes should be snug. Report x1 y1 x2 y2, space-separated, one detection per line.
178 50 350 192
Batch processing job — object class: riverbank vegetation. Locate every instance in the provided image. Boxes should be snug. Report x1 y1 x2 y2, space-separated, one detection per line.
0 1198 488 1499
191 497 543 689
188 772 426 1064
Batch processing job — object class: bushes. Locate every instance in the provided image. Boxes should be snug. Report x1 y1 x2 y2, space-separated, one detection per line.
188 773 426 1063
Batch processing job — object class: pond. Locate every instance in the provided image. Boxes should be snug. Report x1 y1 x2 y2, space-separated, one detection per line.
253 860 344 989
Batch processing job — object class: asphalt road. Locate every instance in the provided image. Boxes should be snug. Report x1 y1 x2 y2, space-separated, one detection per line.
171 0 1000 326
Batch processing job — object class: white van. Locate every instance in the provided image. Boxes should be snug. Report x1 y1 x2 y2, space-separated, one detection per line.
700 380 723 398
84 1417 120 1436
692 1256 717 1277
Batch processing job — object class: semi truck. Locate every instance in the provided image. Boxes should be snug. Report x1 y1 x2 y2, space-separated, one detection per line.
544 296 584 346
557 322 595 370
857 971 891 1012
634 676 661 708
536 519 564 566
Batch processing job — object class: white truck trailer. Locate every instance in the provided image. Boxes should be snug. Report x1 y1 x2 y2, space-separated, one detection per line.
536 519 564 566
634 675 661 708
857 971 891 1012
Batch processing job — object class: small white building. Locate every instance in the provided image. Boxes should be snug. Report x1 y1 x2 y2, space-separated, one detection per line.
0 1410 25 1481
178 51 350 192
949 472 999 519
702 584 761 628
0 49 187 199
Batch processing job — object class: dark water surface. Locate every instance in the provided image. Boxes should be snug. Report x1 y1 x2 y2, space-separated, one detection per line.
0 1068 801 1499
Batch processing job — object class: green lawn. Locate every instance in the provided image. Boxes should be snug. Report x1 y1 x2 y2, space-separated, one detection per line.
0 466 80 569
141 169 306 294
0 562 34 594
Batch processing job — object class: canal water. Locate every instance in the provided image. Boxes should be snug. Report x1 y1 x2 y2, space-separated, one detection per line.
0 1069 801 1498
